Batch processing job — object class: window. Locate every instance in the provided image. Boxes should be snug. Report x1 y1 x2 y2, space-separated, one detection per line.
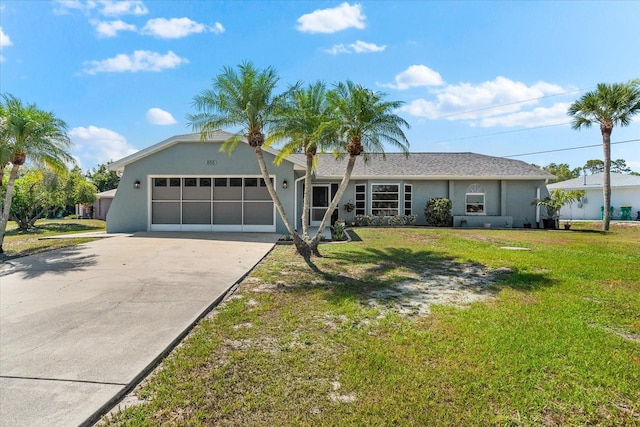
355 184 366 216
214 178 227 187
154 178 167 187
371 184 399 216
184 178 197 187
200 178 211 187
404 184 412 215
244 178 258 187
465 184 485 215
230 178 242 187
169 178 181 187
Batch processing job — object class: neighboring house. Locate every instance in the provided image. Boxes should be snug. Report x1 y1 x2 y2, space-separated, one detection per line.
75 189 116 220
106 131 554 233
547 172 640 221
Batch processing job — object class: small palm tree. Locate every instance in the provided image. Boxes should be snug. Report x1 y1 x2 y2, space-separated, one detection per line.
269 81 336 241
308 81 410 254
187 62 311 258
568 80 640 231
0 94 74 253
532 189 585 229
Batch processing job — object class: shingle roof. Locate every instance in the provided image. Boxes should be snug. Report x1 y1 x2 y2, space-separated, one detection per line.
547 172 640 189
289 152 553 180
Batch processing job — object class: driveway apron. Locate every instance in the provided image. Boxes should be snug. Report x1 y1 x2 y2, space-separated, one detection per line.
0 232 278 426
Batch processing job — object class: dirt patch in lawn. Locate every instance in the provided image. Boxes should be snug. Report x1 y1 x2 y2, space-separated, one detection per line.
367 262 509 316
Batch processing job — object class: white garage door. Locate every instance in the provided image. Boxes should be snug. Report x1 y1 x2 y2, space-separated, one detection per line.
150 176 275 232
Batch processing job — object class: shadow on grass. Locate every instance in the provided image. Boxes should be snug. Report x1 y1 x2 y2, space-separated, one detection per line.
292 243 555 310
0 246 98 279
5 222 105 237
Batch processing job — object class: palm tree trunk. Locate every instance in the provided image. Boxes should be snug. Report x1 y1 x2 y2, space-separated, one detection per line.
253 145 311 259
310 155 357 256
601 126 612 231
0 164 21 253
301 153 313 239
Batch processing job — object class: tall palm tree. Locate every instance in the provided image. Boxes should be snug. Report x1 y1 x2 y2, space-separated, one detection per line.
269 81 336 241
187 62 311 258
309 81 410 254
568 80 640 231
0 94 74 253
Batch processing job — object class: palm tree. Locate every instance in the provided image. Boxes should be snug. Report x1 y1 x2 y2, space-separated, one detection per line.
187 62 311 258
309 81 410 254
0 94 74 253
568 80 640 230
268 81 336 241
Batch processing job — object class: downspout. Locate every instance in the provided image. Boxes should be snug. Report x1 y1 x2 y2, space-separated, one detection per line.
294 175 305 231
536 186 541 226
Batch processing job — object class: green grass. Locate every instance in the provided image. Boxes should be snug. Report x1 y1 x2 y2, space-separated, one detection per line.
103 224 639 425
1 219 106 260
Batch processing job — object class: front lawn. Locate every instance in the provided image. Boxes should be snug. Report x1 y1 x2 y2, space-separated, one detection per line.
1 219 106 260
106 225 639 426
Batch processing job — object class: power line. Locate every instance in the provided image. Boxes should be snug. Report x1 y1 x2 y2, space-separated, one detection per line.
437 87 592 119
504 139 640 158
432 121 572 144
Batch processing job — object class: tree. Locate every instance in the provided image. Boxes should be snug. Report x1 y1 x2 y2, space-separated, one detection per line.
268 81 337 243
568 80 640 231
583 159 604 174
9 168 64 230
539 163 582 183
187 62 311 258
532 189 585 229
64 166 97 215
310 81 410 254
0 94 74 253
87 161 120 192
611 158 632 174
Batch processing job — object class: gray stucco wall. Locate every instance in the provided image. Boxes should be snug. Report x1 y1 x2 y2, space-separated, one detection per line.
107 141 297 233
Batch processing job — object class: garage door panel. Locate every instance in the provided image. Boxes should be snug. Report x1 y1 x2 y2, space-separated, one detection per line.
152 202 180 224
182 202 211 224
213 202 242 224
244 202 274 225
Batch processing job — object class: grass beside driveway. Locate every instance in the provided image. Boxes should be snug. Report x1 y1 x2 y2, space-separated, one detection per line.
106 224 638 425
1 219 106 260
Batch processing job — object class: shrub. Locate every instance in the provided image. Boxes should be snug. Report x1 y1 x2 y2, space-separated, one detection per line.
330 222 346 241
424 198 452 227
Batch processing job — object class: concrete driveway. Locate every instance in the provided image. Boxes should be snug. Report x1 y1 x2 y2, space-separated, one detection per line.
0 232 278 427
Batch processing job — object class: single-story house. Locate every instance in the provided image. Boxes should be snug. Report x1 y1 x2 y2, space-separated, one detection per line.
547 172 640 220
75 188 116 220
106 131 554 233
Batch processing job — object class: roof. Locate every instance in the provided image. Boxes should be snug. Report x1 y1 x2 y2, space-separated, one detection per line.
97 189 117 198
289 152 554 180
108 131 305 172
548 172 640 190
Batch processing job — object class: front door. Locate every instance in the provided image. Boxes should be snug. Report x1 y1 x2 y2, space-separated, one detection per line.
310 185 330 226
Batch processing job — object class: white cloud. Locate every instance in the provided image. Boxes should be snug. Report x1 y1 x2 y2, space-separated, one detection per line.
0 27 11 62
477 102 571 128
69 125 137 168
0 27 12 48
382 65 444 90
349 40 385 53
141 17 223 39
325 40 385 55
91 19 136 38
53 0 96 15
297 2 366 34
98 1 148 17
401 76 569 127
146 108 177 125
81 50 188 74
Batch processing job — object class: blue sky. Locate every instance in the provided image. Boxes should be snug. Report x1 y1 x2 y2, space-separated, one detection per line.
1 1 639 173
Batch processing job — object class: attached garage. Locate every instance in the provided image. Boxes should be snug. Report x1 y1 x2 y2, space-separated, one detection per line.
150 176 275 232
106 131 299 234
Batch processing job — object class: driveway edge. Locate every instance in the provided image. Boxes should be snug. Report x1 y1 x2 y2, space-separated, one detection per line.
82 243 277 426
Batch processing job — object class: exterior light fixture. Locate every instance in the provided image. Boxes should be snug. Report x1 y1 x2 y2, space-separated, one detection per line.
133 180 141 189
282 180 288 189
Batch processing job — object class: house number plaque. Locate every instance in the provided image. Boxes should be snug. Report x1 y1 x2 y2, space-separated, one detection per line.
206 160 217 166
